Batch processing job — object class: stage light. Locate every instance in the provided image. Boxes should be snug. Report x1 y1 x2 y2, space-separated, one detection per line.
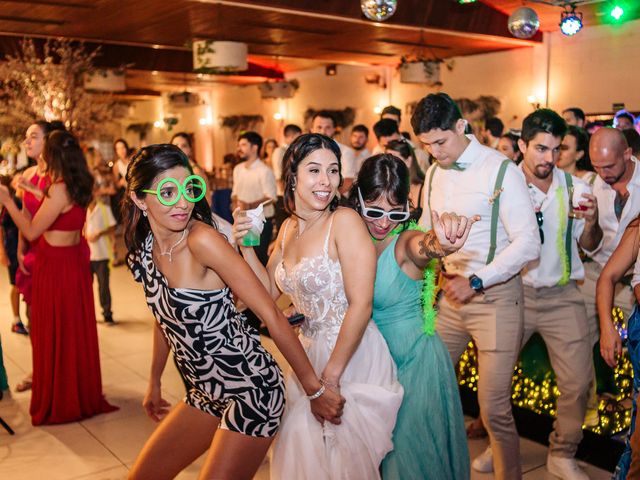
457 0 477 4
610 5 624 21
559 6 583 36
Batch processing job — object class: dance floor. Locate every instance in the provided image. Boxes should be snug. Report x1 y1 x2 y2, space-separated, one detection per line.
0 265 612 479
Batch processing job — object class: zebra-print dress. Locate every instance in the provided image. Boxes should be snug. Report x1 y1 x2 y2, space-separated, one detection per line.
129 232 285 438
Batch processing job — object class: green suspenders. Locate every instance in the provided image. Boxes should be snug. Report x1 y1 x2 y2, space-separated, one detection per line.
564 172 574 274
427 159 511 265
486 160 511 264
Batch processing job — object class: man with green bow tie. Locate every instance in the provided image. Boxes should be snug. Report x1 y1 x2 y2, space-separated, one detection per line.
413 93 541 480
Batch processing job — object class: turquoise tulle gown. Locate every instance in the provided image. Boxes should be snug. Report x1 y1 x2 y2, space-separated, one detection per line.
373 235 470 480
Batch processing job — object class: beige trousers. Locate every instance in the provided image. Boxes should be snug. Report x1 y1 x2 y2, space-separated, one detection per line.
437 275 524 480
522 282 593 458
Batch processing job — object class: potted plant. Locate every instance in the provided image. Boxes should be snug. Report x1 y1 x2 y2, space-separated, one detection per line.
398 55 442 85
258 79 300 99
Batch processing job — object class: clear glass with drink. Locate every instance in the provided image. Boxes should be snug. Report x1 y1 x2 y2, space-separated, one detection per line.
569 182 592 219
237 206 263 247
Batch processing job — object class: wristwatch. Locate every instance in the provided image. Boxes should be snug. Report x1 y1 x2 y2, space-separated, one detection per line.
469 274 484 294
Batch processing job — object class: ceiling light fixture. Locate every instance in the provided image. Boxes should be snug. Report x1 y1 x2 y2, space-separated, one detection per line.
559 5 583 36
610 5 624 21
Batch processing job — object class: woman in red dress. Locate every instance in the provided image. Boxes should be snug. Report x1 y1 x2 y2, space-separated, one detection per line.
0 130 117 425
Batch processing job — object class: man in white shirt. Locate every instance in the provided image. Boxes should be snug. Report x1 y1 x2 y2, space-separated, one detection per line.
271 124 302 230
349 124 370 173
518 109 601 480
582 128 640 344
311 111 356 194
372 118 431 173
232 131 277 265
413 93 540 480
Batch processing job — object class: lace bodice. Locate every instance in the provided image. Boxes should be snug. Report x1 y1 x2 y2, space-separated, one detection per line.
275 215 348 347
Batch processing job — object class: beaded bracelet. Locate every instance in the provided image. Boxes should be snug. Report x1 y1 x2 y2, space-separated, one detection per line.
320 377 340 390
307 384 325 400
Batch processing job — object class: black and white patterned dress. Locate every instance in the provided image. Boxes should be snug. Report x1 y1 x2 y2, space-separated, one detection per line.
130 232 285 438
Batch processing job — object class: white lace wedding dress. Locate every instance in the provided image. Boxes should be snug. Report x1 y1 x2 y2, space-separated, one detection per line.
271 216 403 480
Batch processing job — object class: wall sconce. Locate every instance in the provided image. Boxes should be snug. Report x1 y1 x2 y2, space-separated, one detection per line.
273 112 284 120
527 95 540 110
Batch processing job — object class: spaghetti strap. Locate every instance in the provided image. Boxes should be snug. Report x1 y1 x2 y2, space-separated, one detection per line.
280 219 290 254
323 214 336 254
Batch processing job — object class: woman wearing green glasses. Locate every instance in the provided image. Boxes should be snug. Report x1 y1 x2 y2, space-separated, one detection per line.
122 144 343 480
350 154 477 480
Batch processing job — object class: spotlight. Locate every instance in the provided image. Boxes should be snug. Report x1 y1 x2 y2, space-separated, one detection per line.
325 64 337 76
559 6 583 36
610 5 624 21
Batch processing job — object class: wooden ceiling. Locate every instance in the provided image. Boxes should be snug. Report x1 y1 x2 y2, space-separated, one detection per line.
0 0 635 91
483 0 640 32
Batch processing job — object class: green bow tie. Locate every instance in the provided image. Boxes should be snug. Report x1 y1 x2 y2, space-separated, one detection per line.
444 162 466 171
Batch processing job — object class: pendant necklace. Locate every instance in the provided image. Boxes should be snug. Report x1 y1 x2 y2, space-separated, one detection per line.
157 229 187 262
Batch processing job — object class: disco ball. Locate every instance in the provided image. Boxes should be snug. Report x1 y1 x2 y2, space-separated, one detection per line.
508 7 540 39
361 0 398 22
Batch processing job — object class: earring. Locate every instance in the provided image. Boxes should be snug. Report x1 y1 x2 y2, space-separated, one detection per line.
142 210 147 217
291 178 297 191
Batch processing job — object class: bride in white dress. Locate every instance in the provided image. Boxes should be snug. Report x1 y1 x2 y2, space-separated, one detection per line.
234 133 403 479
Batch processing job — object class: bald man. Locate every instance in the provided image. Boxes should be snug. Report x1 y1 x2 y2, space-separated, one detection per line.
580 129 640 417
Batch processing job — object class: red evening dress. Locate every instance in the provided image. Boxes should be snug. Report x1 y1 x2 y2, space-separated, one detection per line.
15 171 50 304
29 203 117 425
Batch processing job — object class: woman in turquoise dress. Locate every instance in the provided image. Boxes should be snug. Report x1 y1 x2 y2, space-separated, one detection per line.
349 154 476 479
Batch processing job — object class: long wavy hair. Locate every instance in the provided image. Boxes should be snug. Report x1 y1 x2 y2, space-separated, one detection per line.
122 144 214 264
282 133 342 217
348 153 416 226
43 130 94 208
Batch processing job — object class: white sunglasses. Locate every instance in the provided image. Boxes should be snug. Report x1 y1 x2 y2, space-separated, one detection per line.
357 187 410 222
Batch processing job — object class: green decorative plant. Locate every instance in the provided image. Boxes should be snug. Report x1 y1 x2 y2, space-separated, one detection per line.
303 107 356 130
220 115 264 135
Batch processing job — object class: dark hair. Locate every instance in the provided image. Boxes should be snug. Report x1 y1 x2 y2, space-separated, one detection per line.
238 131 263 154
113 138 129 153
347 154 412 223
622 128 640 156
283 124 302 137
521 108 567 144
123 144 214 266
170 132 193 149
615 111 636 126
262 138 278 159
411 93 462 135
282 133 341 217
352 124 369 136
312 111 336 128
33 119 63 137
563 107 585 123
485 117 504 138
373 118 400 139
385 139 425 185
500 132 523 164
43 130 94 208
381 105 401 121
565 126 593 171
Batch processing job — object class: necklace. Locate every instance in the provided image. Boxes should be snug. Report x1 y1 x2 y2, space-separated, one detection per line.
156 229 187 262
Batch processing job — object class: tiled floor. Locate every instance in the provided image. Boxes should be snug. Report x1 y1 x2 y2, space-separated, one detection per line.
0 265 612 479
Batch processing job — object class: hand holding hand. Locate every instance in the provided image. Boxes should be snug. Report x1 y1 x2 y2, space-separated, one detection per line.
309 384 345 425
142 383 171 422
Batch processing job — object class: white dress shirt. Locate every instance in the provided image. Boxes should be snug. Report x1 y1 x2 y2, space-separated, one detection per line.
632 243 640 288
584 157 640 267
271 144 288 196
336 141 357 179
520 167 586 288
231 158 277 218
354 148 371 173
418 136 540 288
